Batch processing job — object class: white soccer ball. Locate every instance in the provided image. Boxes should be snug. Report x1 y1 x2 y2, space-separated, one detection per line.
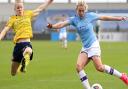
91 83 103 89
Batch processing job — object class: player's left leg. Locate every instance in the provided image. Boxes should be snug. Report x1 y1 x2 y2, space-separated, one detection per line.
21 47 33 72
92 56 128 85
63 37 67 49
63 33 67 49
59 34 63 48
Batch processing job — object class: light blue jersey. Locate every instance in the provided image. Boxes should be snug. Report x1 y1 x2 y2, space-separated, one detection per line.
60 27 67 33
68 12 100 48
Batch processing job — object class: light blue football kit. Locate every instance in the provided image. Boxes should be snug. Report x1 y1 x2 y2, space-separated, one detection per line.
59 27 67 40
68 12 99 48
60 27 67 33
68 12 101 57
70 13 127 89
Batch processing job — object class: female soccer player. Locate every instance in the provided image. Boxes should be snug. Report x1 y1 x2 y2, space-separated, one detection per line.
47 1 128 89
59 26 67 49
0 0 53 76
58 17 68 49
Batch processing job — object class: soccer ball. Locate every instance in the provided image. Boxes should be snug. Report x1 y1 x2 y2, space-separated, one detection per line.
91 83 103 89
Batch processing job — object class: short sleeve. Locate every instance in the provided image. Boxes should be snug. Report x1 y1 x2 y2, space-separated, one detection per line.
68 17 75 26
28 10 34 17
89 12 100 21
25 10 34 18
6 17 14 27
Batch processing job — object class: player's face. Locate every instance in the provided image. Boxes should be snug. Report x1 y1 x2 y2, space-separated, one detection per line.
76 5 86 17
15 3 24 16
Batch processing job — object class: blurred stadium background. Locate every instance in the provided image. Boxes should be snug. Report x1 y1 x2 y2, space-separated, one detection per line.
0 0 128 41
0 0 128 89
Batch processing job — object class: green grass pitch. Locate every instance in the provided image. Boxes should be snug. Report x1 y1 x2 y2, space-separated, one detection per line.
0 40 128 89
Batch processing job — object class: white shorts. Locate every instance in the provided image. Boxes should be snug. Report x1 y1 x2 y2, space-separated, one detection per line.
80 41 101 58
59 32 67 40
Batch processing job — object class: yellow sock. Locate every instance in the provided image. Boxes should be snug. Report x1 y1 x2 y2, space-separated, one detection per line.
17 64 22 73
24 53 30 66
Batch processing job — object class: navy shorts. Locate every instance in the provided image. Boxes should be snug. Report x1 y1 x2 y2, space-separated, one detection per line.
12 42 33 63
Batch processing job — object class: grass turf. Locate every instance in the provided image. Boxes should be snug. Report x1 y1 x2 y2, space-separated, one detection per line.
0 40 128 89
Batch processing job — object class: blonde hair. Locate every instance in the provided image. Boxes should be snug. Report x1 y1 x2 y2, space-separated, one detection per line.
14 1 24 12
76 0 88 12
15 0 23 7
14 2 24 8
15 0 23 3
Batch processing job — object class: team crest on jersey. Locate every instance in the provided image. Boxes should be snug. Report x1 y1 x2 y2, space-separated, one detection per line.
77 22 88 31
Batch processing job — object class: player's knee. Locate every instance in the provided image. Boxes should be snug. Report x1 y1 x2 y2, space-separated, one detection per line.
76 64 84 72
96 65 104 72
23 47 32 55
26 47 32 53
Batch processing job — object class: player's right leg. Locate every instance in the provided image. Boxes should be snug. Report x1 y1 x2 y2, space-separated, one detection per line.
62 37 67 49
11 61 21 76
76 51 91 89
11 43 24 76
63 33 67 49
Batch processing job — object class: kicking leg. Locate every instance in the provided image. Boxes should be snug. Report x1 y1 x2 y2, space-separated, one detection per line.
76 52 91 89
21 47 32 72
92 56 128 85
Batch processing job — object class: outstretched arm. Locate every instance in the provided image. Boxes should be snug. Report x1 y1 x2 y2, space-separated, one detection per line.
47 20 70 29
0 26 10 41
33 0 53 17
99 16 127 21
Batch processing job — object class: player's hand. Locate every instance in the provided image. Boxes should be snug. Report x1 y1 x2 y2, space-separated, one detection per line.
121 17 128 21
47 23 53 29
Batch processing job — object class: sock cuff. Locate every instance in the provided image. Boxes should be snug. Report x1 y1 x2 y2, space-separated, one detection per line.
79 70 86 78
104 65 114 75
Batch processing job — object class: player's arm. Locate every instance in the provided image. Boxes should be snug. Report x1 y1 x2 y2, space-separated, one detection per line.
99 16 127 21
0 26 11 41
33 0 53 17
47 20 69 29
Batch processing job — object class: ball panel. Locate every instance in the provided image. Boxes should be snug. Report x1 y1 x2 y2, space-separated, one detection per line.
91 83 103 89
